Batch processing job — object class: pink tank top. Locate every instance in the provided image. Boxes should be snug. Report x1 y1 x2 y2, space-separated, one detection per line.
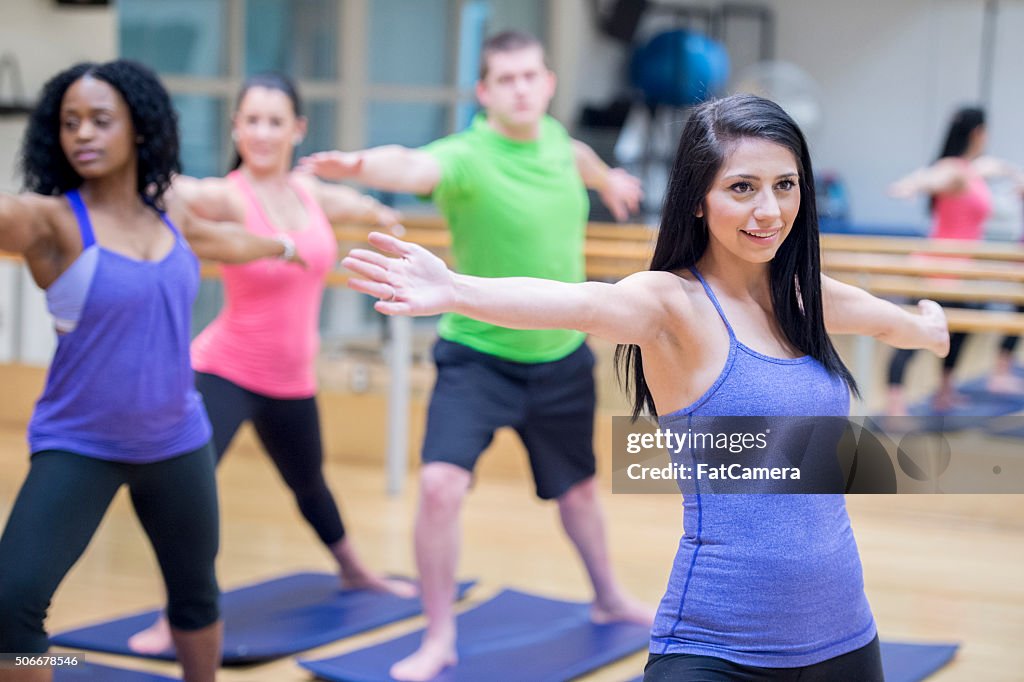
931 160 991 240
191 170 338 398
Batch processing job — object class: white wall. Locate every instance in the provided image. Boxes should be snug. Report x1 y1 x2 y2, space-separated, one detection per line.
0 0 116 364
769 0 1022 231
560 0 1024 234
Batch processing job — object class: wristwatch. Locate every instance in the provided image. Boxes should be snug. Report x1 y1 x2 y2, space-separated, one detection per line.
275 234 296 261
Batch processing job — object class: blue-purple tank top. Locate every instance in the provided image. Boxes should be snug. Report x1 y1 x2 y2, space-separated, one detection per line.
27 190 211 462
650 268 876 667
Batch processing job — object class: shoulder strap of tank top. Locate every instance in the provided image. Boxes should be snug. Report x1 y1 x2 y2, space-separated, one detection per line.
65 189 96 249
228 169 283 231
288 174 331 227
140 194 184 240
227 168 260 208
688 266 736 340
287 173 317 208
157 212 183 240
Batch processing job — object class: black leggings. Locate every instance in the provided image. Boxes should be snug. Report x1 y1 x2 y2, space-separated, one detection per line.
196 372 345 546
644 635 884 681
0 445 220 652
888 300 972 386
1000 305 1022 354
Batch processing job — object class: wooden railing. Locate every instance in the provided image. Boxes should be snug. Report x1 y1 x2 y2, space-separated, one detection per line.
4 222 1023 334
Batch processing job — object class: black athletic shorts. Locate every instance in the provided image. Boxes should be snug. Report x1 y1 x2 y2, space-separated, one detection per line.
421 338 597 499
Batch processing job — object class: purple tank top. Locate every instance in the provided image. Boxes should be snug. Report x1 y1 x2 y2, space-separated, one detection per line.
649 268 876 667
27 190 211 462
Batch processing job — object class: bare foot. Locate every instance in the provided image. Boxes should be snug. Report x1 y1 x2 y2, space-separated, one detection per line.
988 372 1024 394
127 615 173 654
330 537 418 598
342 571 418 599
885 388 908 417
931 389 967 413
591 595 655 627
389 638 458 682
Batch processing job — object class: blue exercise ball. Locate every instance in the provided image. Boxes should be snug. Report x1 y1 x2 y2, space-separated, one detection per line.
631 30 730 107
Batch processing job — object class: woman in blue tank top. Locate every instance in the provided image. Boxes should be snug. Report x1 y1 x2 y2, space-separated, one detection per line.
341 94 951 681
0 61 302 682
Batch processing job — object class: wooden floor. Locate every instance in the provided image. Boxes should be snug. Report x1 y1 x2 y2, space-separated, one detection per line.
1 336 1024 681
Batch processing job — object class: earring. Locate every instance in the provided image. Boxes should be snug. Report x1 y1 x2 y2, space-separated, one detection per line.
293 135 304 145
231 130 239 142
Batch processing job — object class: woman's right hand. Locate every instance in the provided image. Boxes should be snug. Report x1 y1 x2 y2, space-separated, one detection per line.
298 151 363 180
343 232 455 317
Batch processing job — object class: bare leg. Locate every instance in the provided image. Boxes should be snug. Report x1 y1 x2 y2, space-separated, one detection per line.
885 386 908 417
0 668 51 682
330 536 417 597
389 463 470 682
557 477 654 626
171 620 222 682
988 351 1024 393
931 370 966 412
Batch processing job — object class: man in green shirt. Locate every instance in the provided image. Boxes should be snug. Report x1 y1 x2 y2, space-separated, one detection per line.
303 30 650 682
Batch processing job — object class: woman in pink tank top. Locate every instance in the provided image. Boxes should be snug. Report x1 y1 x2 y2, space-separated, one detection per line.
128 73 415 655
886 106 1024 413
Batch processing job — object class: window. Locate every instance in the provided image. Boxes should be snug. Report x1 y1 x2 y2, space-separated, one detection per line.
119 0 548 335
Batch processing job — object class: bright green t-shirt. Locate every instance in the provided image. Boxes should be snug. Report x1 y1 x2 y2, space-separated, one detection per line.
422 113 589 363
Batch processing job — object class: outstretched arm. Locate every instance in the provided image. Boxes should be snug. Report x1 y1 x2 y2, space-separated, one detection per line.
179 210 303 265
164 190 303 265
572 139 643 222
343 231 672 346
170 175 245 223
972 156 1024 186
307 179 401 227
887 159 965 199
299 146 442 196
822 275 949 357
0 192 56 256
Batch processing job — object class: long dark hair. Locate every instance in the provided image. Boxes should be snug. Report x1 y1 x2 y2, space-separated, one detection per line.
938 106 985 160
930 105 985 213
229 71 303 171
20 60 180 209
615 94 858 419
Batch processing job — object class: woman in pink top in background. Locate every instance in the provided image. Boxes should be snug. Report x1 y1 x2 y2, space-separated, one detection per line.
886 106 1024 413
129 72 414 654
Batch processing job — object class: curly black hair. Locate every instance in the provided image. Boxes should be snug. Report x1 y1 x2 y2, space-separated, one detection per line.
19 59 180 209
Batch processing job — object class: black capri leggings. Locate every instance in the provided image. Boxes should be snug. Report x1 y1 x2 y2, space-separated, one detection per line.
1000 305 1022 354
196 371 345 546
644 635 884 681
0 445 220 652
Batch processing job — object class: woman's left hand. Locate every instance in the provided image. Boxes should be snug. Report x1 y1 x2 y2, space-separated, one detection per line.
917 299 950 358
343 232 455 316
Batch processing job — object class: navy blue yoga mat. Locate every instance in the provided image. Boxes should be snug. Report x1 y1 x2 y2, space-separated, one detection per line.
624 640 959 682
989 422 1024 439
880 641 959 682
52 572 474 664
908 392 1023 423
957 374 1024 400
54 662 177 681
299 589 650 682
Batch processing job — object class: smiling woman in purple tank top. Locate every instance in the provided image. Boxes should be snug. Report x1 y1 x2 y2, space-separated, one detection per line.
0 60 304 682
339 94 951 681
